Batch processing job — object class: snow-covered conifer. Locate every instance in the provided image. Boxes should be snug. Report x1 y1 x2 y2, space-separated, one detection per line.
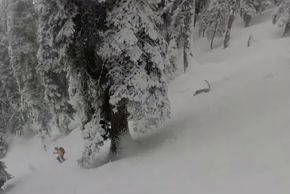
0 0 23 138
199 0 229 49
35 0 76 136
171 0 195 72
6 0 46 135
96 0 171 160
159 0 196 73
0 161 11 191
240 0 270 27
273 0 290 36
195 0 210 25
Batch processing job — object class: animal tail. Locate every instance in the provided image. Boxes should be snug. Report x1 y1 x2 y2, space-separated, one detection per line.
204 80 210 90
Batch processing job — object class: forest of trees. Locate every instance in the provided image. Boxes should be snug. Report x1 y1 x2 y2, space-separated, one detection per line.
0 0 289 172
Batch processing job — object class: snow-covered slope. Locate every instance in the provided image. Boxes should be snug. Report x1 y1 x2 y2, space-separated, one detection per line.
5 10 290 194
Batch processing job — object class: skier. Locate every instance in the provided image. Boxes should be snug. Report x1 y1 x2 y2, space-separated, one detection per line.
53 147 66 163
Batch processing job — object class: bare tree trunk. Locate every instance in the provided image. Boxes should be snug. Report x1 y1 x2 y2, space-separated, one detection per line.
247 35 252 47
183 41 188 72
109 98 131 161
283 20 290 36
202 28 205 37
182 0 195 72
224 0 239 48
224 13 234 48
210 22 218 49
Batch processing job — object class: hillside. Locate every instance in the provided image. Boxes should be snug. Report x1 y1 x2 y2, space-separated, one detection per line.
4 10 290 194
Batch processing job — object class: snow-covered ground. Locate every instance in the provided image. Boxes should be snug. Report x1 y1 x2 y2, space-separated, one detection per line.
5 10 290 194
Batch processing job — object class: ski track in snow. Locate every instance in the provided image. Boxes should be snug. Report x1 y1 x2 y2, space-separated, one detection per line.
5 10 290 194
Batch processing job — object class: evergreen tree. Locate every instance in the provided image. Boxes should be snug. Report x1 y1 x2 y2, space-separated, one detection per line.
181 0 195 72
0 161 11 191
0 0 23 153
240 0 270 27
63 0 173 167
65 0 108 168
159 0 196 73
97 0 171 161
158 0 179 72
273 0 290 36
171 0 195 72
35 0 75 137
199 0 229 49
35 0 180 168
240 0 257 27
35 0 110 167
6 0 47 135
52 0 172 167
0 131 8 159
195 0 210 26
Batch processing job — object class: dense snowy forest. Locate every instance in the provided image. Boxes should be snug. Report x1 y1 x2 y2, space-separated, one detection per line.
0 0 198 168
1 0 290 193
